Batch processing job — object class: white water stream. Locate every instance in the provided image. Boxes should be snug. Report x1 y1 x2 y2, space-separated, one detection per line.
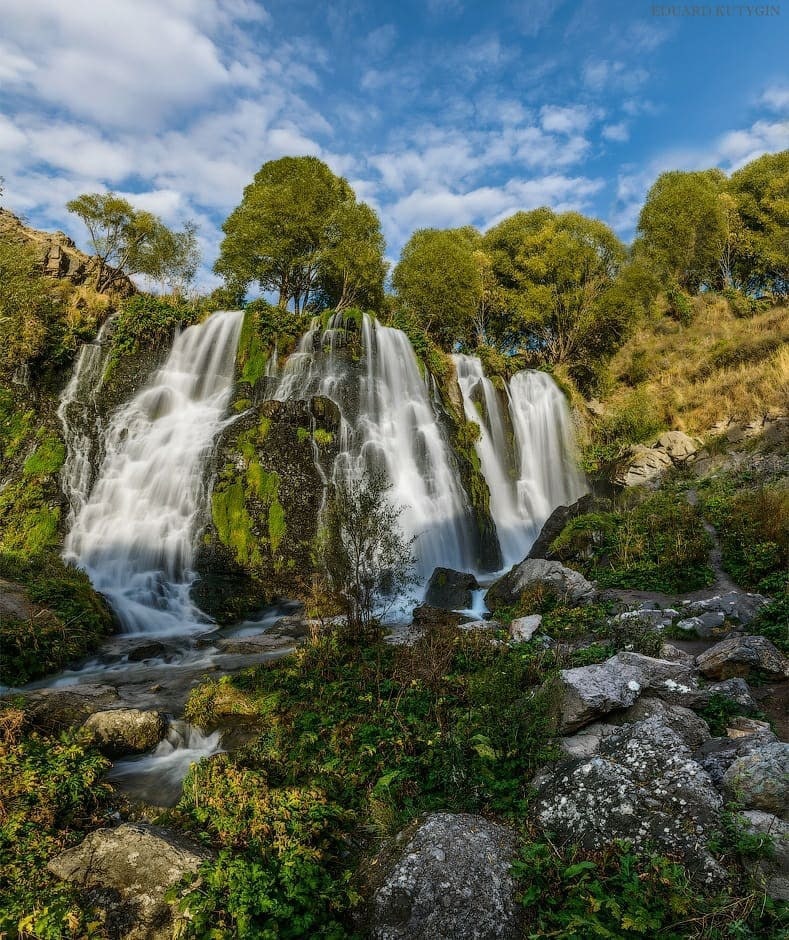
62 310 244 634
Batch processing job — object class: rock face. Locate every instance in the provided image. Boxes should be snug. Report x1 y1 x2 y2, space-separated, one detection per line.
534 716 724 882
485 558 595 610
16 684 121 732
83 708 167 756
613 444 673 487
696 635 789 680
48 823 211 940
368 813 520 940
527 493 597 560
424 567 479 610
655 431 699 462
723 742 789 816
556 651 702 732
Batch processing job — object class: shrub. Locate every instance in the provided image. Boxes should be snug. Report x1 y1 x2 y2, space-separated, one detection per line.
106 294 199 373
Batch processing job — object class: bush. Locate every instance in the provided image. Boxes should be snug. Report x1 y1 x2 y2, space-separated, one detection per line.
106 294 199 372
0 710 111 937
551 490 713 593
581 389 664 472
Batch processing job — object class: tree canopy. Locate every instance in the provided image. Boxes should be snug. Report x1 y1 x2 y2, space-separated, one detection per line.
67 193 199 294
215 156 386 313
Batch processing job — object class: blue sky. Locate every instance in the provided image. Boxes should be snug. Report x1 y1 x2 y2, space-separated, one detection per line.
0 0 787 289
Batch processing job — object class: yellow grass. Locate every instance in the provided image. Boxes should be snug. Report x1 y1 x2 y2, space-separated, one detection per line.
606 299 789 435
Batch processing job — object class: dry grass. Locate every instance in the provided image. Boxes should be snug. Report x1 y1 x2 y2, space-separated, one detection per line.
606 298 789 435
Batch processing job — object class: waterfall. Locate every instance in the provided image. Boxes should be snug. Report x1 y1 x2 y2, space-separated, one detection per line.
453 355 587 568
276 313 477 579
57 314 116 524
63 311 244 634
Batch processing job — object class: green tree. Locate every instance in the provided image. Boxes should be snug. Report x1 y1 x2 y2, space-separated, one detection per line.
318 471 415 640
392 226 483 347
483 209 638 381
0 236 57 372
66 192 199 293
728 150 789 297
636 169 727 292
215 156 386 313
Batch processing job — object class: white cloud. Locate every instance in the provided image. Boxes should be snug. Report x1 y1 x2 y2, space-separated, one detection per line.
540 104 595 135
602 122 629 143
760 86 789 112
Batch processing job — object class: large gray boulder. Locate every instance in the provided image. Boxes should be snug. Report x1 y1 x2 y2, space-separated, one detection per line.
48 823 212 940
485 558 595 611
741 811 789 901
613 445 672 487
680 592 769 627
526 493 596 560
368 813 520 940
723 741 789 817
83 708 167 757
694 726 778 786
696 635 789 681
656 431 699 462
556 651 702 732
424 568 479 610
534 716 724 884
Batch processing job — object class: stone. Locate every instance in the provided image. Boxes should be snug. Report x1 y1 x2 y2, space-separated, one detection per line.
267 613 311 638
616 698 711 750
726 716 773 739
706 677 756 709
509 614 542 642
411 605 468 628
458 619 499 632
723 741 789 816
16 684 121 732
526 493 597 560
659 643 695 664
696 635 789 681
534 716 724 883
368 813 520 940
611 608 667 628
560 722 618 758
741 811 789 901
424 567 480 610
655 430 699 462
680 592 769 626
485 558 595 611
676 610 726 638
613 444 672 487
83 709 167 757
216 633 297 655
48 823 211 940
695 727 778 786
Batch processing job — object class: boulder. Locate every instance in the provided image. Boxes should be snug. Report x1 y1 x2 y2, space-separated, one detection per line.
368 813 520 940
706 677 756 709
741 811 789 901
16 684 121 732
411 605 467 628
216 633 297 655
509 614 542 642
83 709 167 757
656 431 699 462
695 635 789 681
615 697 712 750
534 716 724 883
723 741 789 816
485 558 595 611
613 445 672 487
424 567 479 610
48 823 211 940
680 592 769 626
694 726 778 786
266 613 311 638
526 493 597 560
556 651 703 732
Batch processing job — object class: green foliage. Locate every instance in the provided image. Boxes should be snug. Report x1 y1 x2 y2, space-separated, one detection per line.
581 388 664 473
0 709 111 937
551 489 713 593
698 693 770 738
0 553 115 686
177 628 561 934
666 283 695 324
513 839 784 938
216 157 385 313
106 294 199 372
67 191 199 292
699 476 788 592
637 169 728 293
748 592 789 653
22 432 65 477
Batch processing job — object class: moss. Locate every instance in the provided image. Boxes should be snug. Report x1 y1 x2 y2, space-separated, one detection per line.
297 427 311 443
211 482 260 568
22 432 65 477
313 428 333 446
237 307 270 388
0 390 35 461
258 416 271 440
269 497 286 556
0 480 61 557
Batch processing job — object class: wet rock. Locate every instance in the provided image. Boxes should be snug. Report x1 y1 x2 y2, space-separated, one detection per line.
267 613 311 638
534 717 724 883
509 614 542 642
48 823 211 940
527 493 598 560
16 684 121 732
741 811 789 901
723 741 789 816
656 431 699 462
83 708 167 757
613 444 672 487
216 633 298 655
126 641 169 663
368 813 520 940
485 558 595 611
424 567 479 610
696 635 789 681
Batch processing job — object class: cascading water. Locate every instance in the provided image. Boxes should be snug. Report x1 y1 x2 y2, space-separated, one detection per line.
453 354 586 568
63 311 244 634
276 313 477 579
